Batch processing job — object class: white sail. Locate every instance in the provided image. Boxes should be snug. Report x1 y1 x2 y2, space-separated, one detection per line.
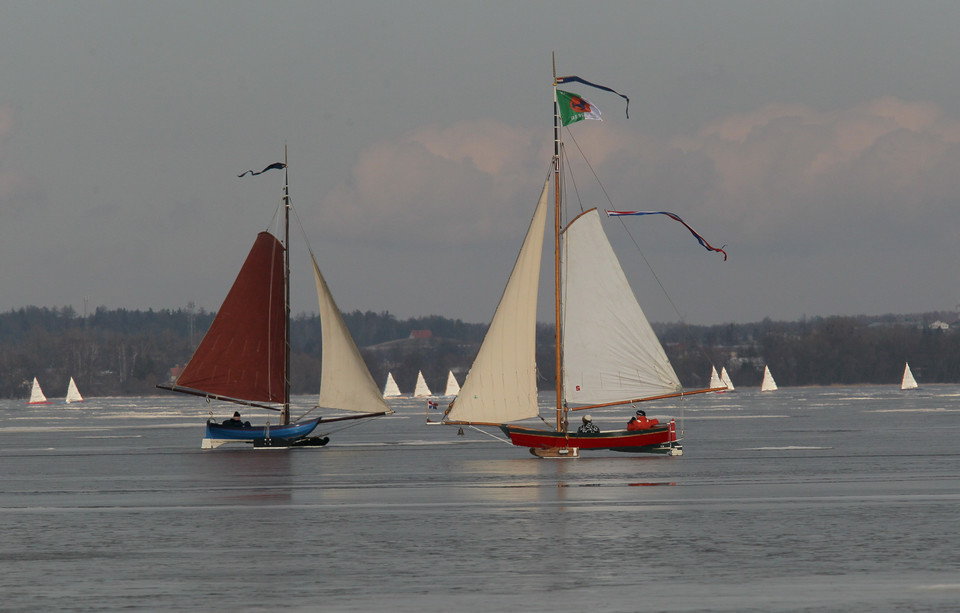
561 209 682 406
761 365 778 391
311 254 391 414
28 377 48 404
720 367 735 391
382 372 402 398
447 177 550 424
901 362 918 390
443 371 461 397
709 366 723 390
65 377 84 403
414 371 433 397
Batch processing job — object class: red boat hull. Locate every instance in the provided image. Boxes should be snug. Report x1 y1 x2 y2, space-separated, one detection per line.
500 419 682 455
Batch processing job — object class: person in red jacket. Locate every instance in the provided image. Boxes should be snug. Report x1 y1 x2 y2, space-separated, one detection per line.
627 408 659 431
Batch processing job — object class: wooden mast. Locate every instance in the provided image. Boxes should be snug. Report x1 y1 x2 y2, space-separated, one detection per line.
280 144 291 426
552 54 564 433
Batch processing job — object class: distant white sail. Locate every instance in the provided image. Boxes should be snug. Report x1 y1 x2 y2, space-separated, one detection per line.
382 372 402 398
414 370 433 398
28 377 49 404
65 377 84 403
709 366 724 390
720 367 735 391
443 371 460 397
761 365 778 392
901 362 918 390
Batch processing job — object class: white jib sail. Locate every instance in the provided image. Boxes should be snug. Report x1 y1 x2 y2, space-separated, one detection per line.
65 377 84 403
382 372 402 398
447 177 550 424
709 366 723 390
311 254 391 414
414 371 432 397
29 377 47 404
444 371 460 397
761 365 778 391
901 362 918 390
720 367 735 391
561 209 682 406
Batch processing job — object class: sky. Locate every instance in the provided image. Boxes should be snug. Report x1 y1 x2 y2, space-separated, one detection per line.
2 1 960 326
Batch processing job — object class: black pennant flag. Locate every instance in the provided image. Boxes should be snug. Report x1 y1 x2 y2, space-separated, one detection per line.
556 75 630 118
238 162 286 178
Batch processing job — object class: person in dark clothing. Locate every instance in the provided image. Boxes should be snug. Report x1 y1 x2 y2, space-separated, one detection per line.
222 411 250 427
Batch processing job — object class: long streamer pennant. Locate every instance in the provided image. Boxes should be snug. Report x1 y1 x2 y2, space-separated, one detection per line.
605 210 727 260
238 162 286 178
556 75 630 118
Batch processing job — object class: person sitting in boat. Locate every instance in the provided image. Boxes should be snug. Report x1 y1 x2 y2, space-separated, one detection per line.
627 408 659 431
577 414 600 434
222 411 250 427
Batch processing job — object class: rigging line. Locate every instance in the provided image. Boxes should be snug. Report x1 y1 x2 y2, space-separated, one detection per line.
558 140 586 216
466 424 513 445
613 216 718 368
564 126 617 211
288 200 319 259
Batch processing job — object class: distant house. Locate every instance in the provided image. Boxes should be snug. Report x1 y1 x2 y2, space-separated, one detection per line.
409 330 433 339
929 320 950 330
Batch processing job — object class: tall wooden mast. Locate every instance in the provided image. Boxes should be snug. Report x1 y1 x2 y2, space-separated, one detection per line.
552 54 564 433
280 144 291 426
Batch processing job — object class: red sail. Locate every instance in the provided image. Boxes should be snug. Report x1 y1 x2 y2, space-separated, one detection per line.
176 232 286 403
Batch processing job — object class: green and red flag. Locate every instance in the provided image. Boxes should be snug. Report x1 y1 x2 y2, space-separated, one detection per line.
557 90 602 126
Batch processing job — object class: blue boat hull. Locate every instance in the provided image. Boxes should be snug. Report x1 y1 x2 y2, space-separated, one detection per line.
204 417 322 445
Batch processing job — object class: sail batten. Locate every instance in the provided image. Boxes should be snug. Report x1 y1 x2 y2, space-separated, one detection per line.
446 177 550 424
561 209 682 405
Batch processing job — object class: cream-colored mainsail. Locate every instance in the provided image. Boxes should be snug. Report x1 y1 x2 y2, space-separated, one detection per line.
901 362 918 390
720 367 735 391
311 254 391 414
382 372 402 398
443 371 461 397
561 209 682 406
446 177 550 424
65 377 84 403
414 371 432 397
761 365 778 391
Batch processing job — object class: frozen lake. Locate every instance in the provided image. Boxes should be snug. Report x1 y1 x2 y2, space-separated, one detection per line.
1 385 959 611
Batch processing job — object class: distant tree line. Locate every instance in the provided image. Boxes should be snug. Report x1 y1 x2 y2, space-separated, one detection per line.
1 306 957 399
